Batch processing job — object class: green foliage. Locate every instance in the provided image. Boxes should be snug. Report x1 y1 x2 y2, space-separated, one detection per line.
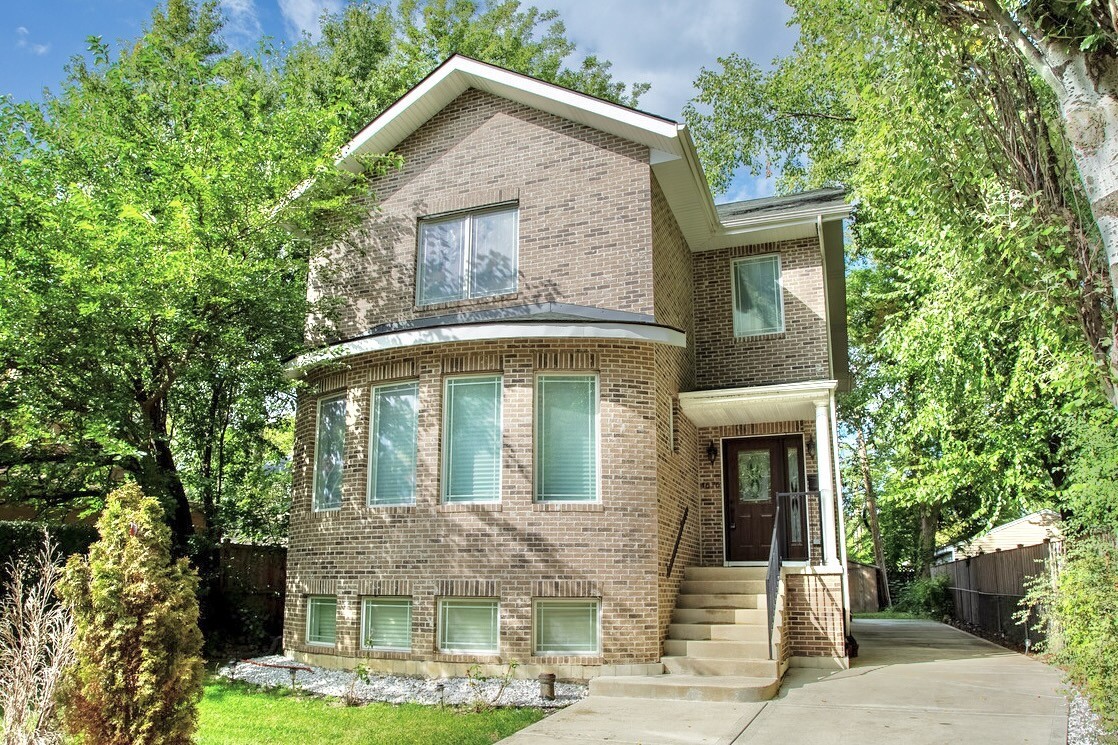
57 483 205 745
1027 537 1118 731
0 521 97 583
197 679 545 744
894 574 953 618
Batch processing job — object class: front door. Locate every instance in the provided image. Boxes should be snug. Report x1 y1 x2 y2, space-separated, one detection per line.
723 436 808 562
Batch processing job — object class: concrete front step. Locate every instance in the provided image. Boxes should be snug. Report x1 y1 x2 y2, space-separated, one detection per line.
683 566 767 581
675 592 765 609
662 656 779 677
668 622 775 642
589 674 780 703
663 639 771 659
678 579 767 595
671 607 767 625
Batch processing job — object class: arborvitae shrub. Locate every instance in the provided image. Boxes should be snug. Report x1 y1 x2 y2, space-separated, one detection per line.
58 483 204 745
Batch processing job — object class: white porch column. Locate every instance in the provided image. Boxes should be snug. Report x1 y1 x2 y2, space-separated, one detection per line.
815 400 839 567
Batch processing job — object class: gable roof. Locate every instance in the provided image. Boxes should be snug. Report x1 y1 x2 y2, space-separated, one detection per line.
332 54 849 251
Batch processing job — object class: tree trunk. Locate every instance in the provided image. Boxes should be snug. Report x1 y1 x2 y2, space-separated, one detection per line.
856 429 892 607
917 502 941 577
136 396 195 555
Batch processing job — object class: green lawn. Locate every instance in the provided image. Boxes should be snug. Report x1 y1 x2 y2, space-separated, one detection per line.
853 609 927 620
197 680 545 745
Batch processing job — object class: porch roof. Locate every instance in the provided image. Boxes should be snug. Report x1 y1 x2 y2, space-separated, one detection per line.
678 380 838 427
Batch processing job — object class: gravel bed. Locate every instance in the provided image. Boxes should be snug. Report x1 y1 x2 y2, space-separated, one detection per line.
1068 690 1113 745
218 655 587 709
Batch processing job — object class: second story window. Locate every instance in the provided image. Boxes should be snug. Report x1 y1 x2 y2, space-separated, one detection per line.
443 376 502 503
732 254 784 337
313 394 346 511
417 205 518 306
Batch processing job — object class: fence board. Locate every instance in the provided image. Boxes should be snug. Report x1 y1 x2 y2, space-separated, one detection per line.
931 540 1057 648
219 542 287 636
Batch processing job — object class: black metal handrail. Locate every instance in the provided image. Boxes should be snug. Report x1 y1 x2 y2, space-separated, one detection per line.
765 501 783 660
665 506 689 578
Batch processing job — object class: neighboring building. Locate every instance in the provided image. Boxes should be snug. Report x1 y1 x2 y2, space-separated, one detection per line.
936 510 1062 563
283 55 852 701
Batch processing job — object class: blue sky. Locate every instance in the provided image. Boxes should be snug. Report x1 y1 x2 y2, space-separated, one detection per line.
1 1 798 200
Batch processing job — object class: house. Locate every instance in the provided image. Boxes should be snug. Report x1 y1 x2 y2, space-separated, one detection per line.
283 55 852 702
936 510 1062 563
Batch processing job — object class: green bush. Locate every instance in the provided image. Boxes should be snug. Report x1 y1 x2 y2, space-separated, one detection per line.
57 483 205 745
894 573 953 617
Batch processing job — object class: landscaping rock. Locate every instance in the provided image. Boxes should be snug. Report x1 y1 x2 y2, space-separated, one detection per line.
217 655 588 709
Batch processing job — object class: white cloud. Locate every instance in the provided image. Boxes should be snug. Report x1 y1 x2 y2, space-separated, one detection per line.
15 26 50 56
537 0 796 120
278 0 343 41
221 0 263 42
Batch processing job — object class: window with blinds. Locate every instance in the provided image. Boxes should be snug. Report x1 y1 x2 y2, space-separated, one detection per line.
535 375 598 502
313 395 346 511
368 381 419 506
442 376 502 503
361 597 412 651
534 599 600 655
438 599 499 653
306 596 337 646
731 254 785 337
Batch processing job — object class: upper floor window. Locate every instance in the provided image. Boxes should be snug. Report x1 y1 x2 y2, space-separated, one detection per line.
313 394 346 511
368 381 419 506
443 376 502 503
417 205 518 306
732 254 784 337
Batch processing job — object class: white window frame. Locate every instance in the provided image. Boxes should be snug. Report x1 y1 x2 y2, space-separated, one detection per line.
441 375 503 504
305 595 337 647
367 380 420 507
312 393 346 512
437 598 500 654
730 254 785 337
534 373 600 503
533 599 601 656
360 597 412 652
416 204 519 306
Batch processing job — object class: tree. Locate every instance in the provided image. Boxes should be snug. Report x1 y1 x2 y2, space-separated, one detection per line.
686 0 1110 573
57 483 204 745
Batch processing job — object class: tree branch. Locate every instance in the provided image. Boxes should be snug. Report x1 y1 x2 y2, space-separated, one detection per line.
975 0 1065 94
776 109 856 122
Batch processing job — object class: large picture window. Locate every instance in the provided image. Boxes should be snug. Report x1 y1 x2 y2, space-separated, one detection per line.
443 376 502 503
306 596 337 646
535 375 598 502
361 597 412 651
732 254 784 337
368 381 419 506
417 205 518 305
438 598 499 654
313 394 346 511
533 599 600 655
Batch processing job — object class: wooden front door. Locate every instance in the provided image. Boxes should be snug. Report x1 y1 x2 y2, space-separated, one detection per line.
723 436 808 562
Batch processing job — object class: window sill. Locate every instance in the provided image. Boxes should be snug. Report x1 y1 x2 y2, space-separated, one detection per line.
533 502 604 512
415 292 519 313
358 648 411 659
733 330 786 342
532 654 603 664
434 652 503 663
365 504 417 514
438 502 502 513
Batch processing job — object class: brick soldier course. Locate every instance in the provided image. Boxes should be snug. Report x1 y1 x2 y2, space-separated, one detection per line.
286 55 852 686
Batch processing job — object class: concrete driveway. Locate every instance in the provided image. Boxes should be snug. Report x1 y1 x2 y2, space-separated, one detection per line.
501 618 1068 744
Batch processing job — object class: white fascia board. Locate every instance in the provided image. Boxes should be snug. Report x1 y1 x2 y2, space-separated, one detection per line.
286 321 687 378
681 379 838 405
338 56 682 170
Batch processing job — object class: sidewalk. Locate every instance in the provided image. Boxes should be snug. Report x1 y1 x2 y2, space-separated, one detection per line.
500 619 1068 744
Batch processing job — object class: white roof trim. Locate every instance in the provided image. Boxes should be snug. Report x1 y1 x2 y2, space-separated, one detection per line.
338 55 682 172
287 321 687 378
679 380 838 427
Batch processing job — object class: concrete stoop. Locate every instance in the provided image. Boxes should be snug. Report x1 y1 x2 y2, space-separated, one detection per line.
590 566 785 703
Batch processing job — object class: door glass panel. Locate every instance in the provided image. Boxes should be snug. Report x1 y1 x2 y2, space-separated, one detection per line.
786 446 801 492
790 495 803 543
737 449 771 502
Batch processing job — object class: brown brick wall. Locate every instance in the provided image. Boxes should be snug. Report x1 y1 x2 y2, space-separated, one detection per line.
650 174 700 643
692 237 830 390
307 88 653 344
285 339 664 671
785 573 845 658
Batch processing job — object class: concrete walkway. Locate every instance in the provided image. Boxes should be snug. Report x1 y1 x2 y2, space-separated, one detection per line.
500 619 1068 744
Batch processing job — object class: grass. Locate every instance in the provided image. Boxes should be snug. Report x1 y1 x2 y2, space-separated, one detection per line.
196 680 546 745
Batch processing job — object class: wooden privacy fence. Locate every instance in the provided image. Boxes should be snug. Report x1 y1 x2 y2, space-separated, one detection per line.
219 541 287 636
931 540 1060 649
847 560 882 613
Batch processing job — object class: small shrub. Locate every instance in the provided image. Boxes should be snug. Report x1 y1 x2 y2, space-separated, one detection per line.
894 573 953 618
57 483 205 745
0 534 75 745
465 660 519 712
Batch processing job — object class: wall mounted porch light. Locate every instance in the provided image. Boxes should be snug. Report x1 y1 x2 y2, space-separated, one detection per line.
706 440 719 465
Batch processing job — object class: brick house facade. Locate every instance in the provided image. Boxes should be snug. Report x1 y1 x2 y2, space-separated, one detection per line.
285 56 852 691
